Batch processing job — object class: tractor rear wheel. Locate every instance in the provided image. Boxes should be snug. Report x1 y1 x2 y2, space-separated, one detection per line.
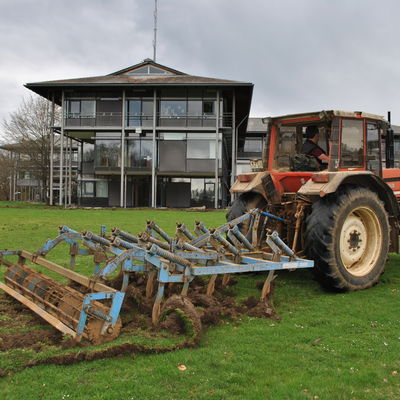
305 187 389 291
226 192 267 235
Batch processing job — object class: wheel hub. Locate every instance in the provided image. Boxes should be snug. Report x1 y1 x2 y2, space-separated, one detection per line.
348 230 362 251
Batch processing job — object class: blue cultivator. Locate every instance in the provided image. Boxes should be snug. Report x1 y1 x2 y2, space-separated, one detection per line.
0 209 313 344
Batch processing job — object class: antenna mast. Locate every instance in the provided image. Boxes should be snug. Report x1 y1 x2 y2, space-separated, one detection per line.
153 0 158 61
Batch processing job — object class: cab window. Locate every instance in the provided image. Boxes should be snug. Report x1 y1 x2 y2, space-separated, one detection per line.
340 119 364 168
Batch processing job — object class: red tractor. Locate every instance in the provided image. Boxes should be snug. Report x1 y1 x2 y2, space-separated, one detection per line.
228 110 400 291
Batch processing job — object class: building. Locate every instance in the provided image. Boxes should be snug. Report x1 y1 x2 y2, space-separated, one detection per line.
25 59 254 208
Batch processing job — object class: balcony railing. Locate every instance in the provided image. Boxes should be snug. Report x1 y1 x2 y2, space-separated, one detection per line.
65 113 233 128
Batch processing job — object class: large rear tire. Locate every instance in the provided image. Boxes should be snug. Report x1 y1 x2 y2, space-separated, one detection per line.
305 187 389 291
226 192 267 235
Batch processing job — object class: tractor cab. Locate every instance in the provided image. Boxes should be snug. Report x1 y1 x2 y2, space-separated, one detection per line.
231 110 398 202
267 110 388 174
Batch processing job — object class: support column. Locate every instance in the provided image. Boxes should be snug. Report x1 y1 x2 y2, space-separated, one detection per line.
120 89 126 208
59 90 64 206
49 94 55 205
9 151 12 201
68 137 72 206
151 89 157 208
13 156 16 201
214 90 220 209
230 90 236 187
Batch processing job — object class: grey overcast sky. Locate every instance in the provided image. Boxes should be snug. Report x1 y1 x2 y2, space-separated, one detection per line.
1 0 400 130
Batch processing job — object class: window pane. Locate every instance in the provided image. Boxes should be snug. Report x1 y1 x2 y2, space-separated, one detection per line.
96 181 108 197
244 139 262 153
366 122 380 172
341 119 364 167
187 140 213 158
160 133 186 140
142 100 154 127
128 66 149 75
68 101 80 116
141 140 153 168
82 181 94 197
127 140 152 168
188 100 202 116
203 101 215 115
82 143 94 162
127 140 140 167
81 100 95 117
160 100 187 117
95 140 120 167
127 100 141 126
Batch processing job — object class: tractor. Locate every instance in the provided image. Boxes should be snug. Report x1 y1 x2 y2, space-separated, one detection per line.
228 110 400 291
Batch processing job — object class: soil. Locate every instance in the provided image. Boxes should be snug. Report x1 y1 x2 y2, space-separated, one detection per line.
0 272 277 370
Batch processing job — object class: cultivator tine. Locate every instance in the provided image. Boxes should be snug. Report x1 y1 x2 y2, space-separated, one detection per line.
152 282 165 324
206 275 217 296
194 221 209 236
229 225 254 250
176 223 195 241
260 271 277 301
146 271 157 298
147 221 172 243
175 240 202 252
112 227 139 243
211 231 241 258
138 232 170 250
83 231 112 247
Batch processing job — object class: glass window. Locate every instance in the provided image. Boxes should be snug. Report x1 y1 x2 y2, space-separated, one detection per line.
149 66 169 74
142 100 154 127
82 143 94 162
187 140 220 159
95 140 120 167
274 126 297 168
127 140 152 168
160 133 186 140
244 138 262 153
188 100 202 116
394 136 400 168
67 100 80 117
366 122 380 172
96 181 108 197
82 181 94 197
160 100 187 117
127 100 141 126
341 119 364 167
203 101 215 115
187 132 221 140
141 141 153 167
187 140 209 158
81 101 95 117
128 66 149 75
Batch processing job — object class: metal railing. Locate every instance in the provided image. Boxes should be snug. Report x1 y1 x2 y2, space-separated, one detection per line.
65 113 233 128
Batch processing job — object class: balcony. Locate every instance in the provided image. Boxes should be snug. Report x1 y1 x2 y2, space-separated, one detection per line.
64 113 233 129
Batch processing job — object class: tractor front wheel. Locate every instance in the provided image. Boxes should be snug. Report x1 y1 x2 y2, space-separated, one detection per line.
305 187 389 291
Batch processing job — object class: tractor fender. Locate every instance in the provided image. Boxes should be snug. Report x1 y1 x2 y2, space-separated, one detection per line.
298 171 400 218
230 171 270 198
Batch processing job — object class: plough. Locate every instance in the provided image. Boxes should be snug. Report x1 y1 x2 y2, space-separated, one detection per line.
0 209 313 345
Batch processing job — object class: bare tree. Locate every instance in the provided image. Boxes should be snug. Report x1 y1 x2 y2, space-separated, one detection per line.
0 150 13 200
2 95 60 202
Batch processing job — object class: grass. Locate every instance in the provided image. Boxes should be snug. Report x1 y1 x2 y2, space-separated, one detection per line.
0 204 400 399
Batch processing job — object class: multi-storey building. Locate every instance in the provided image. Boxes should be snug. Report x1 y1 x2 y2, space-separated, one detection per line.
26 59 253 208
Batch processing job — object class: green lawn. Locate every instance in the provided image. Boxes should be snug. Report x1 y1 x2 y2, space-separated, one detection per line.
0 204 400 399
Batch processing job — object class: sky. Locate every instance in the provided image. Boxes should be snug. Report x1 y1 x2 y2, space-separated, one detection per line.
1 0 400 133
